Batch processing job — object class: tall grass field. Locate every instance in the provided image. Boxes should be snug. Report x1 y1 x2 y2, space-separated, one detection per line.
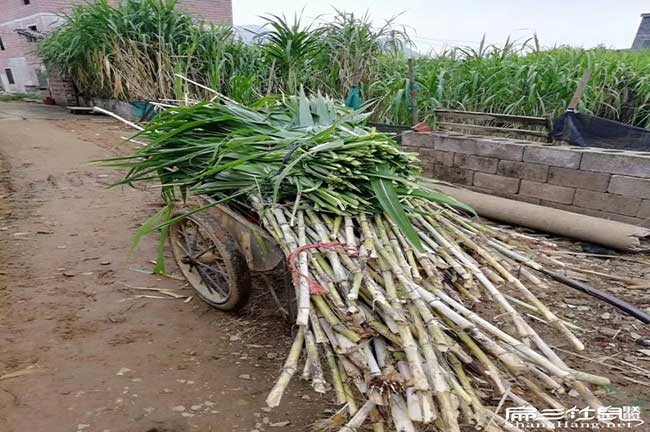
38 0 650 127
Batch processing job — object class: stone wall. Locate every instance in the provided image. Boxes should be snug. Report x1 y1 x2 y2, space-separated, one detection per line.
402 131 650 227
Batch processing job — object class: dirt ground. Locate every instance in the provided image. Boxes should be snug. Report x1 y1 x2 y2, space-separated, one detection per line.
0 102 649 432
0 102 328 432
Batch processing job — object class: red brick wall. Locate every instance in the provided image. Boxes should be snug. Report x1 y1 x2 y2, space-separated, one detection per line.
0 0 232 93
48 71 77 105
178 0 233 24
0 0 232 23
0 0 75 22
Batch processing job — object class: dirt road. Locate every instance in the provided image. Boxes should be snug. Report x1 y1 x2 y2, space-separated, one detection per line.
2 102 650 432
0 103 326 432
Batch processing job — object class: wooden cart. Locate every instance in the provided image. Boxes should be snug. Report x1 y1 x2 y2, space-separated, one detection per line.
169 198 294 318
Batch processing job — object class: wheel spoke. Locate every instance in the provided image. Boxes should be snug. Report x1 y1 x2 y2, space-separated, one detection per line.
174 219 231 303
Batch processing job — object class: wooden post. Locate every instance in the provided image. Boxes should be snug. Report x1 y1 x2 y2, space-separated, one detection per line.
544 114 554 143
408 58 418 125
567 69 591 111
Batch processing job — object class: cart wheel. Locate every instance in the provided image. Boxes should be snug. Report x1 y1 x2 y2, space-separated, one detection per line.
169 211 251 311
259 266 297 323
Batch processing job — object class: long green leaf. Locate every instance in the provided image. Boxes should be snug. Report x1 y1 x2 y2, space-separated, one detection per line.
370 165 423 252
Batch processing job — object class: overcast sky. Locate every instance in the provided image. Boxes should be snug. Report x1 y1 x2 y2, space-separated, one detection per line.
233 0 647 52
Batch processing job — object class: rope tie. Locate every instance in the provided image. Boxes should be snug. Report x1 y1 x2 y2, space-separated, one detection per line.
287 242 358 295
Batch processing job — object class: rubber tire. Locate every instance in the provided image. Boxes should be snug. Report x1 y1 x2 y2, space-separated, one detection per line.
169 211 251 312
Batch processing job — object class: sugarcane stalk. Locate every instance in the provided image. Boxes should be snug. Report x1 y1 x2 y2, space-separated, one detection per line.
301 355 313 380
406 306 460 431
306 209 348 283
337 400 376 432
337 360 358 415
305 329 328 393
441 216 584 351
266 327 305 407
358 214 375 257
389 393 416 432
324 343 347 405
296 211 311 327
312 296 361 343
424 283 609 385
369 408 386 432
344 216 355 250
310 311 328 343
331 215 343 240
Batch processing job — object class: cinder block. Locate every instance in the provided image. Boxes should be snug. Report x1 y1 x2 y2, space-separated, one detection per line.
434 151 455 167
497 160 548 182
638 200 650 219
607 175 650 199
540 200 645 226
402 132 433 149
548 167 611 192
417 147 437 159
473 172 520 193
519 180 575 204
580 152 650 178
454 153 498 173
435 136 524 161
573 189 642 217
474 140 524 161
431 164 474 185
523 146 582 168
435 136 477 154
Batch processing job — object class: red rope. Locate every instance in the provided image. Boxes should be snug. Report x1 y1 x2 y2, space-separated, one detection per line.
287 242 358 295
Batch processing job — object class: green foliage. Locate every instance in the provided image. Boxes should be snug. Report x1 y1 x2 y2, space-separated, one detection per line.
0 93 40 102
98 94 470 249
39 1 650 128
259 14 324 94
39 0 258 101
402 46 650 128
320 10 410 95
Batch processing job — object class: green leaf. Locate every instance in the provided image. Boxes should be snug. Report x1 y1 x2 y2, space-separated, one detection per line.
406 186 476 216
129 203 173 255
297 88 314 127
370 164 424 252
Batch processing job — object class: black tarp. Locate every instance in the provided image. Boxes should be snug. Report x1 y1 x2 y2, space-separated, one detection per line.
551 111 650 151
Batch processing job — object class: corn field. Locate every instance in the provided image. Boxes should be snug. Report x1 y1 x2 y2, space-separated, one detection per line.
39 0 650 128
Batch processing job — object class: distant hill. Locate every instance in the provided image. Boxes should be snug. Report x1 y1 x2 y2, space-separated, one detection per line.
234 25 265 43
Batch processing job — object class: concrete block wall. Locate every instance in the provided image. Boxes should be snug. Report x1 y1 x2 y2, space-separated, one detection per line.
402 131 650 227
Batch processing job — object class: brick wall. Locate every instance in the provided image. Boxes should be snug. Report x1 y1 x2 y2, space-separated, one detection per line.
48 71 76 105
178 0 233 24
402 131 650 227
0 0 232 22
0 0 232 93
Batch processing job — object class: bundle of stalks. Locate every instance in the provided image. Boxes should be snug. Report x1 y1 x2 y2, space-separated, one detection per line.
260 203 608 432
103 93 612 431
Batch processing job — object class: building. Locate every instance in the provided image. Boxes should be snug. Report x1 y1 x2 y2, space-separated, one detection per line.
0 0 233 93
631 13 650 49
